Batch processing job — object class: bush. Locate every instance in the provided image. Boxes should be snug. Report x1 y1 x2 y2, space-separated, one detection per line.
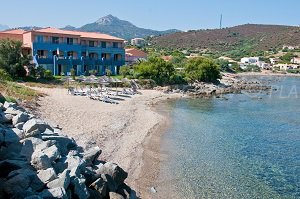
0 39 30 78
0 69 12 81
105 69 112 77
120 65 130 77
184 57 221 83
138 79 157 89
70 68 76 80
44 70 53 79
134 56 175 86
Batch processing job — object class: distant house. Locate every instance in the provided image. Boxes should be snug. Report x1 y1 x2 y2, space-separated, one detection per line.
291 57 300 64
258 61 271 70
274 64 299 71
131 38 145 47
269 58 280 65
240 57 259 65
283 45 299 50
125 48 147 65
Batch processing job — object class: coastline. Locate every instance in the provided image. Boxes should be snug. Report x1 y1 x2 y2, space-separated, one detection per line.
236 71 300 77
31 86 182 198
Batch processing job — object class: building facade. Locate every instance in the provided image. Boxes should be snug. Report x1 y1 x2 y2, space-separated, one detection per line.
0 28 126 76
125 48 147 65
131 38 145 47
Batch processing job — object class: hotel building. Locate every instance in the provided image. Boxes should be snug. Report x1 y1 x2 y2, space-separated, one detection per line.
0 28 125 76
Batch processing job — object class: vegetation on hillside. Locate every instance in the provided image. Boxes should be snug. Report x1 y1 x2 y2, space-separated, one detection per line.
151 24 300 59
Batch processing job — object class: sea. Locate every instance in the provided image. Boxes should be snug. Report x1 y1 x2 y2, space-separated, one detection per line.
157 76 300 199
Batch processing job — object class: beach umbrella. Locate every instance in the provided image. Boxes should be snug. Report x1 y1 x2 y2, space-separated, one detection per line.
61 76 75 88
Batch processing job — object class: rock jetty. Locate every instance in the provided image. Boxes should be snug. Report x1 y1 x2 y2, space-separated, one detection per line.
0 101 134 199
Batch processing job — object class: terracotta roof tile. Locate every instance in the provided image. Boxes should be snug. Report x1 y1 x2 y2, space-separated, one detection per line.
34 27 124 41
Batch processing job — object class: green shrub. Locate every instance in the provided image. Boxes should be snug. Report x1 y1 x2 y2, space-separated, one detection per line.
0 69 12 81
44 70 53 79
184 57 221 83
120 65 130 77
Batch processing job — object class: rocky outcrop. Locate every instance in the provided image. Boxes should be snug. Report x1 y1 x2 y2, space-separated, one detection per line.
0 101 135 199
154 74 272 97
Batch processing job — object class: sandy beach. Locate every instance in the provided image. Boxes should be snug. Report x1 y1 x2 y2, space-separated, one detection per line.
32 86 183 197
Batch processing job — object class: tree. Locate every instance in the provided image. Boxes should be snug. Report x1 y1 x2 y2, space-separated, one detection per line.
184 57 221 83
0 39 30 78
120 65 130 77
134 56 175 85
280 52 296 63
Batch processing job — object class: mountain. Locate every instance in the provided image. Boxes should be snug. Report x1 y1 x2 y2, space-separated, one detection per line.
151 24 300 55
0 24 9 31
62 15 180 40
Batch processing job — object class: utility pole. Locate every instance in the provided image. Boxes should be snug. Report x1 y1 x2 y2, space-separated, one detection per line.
220 14 223 29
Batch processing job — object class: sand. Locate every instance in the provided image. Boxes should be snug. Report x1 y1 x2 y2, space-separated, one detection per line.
32 86 183 197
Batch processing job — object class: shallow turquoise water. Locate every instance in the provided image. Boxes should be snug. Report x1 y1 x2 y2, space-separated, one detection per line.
158 77 300 199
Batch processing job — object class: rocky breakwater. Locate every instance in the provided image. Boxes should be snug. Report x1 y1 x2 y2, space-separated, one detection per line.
0 101 134 199
155 75 272 97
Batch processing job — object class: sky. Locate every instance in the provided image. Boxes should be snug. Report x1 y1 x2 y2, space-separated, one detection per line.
1 0 300 31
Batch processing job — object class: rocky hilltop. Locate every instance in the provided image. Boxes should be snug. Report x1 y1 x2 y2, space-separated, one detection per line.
0 101 134 199
63 15 180 40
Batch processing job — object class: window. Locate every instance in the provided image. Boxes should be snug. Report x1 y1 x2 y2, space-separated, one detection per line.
114 54 118 61
67 51 73 57
35 35 44 43
67 38 73 45
37 50 44 57
113 42 118 48
89 41 95 47
52 37 59 44
101 42 106 48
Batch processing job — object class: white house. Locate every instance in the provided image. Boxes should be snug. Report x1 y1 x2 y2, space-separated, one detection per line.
270 58 280 65
240 57 259 65
274 64 299 71
131 38 145 47
291 57 300 64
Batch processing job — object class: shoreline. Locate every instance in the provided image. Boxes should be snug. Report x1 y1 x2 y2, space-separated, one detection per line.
236 71 300 77
31 86 183 198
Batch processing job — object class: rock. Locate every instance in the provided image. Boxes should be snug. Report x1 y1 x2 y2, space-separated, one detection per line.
40 144 61 162
37 168 57 184
150 187 157 193
12 128 25 139
12 112 29 126
3 173 31 197
3 128 20 144
20 139 36 161
15 122 25 130
24 195 43 199
65 155 86 177
0 133 3 146
35 140 57 152
109 192 125 199
31 151 52 170
23 119 52 138
47 170 70 189
42 135 77 156
0 160 25 178
101 174 117 192
89 177 107 198
4 107 23 116
0 103 4 111
99 162 128 187
8 168 44 191
83 146 101 166
20 137 43 150
3 101 17 109
39 187 67 199
71 177 90 199
0 113 12 123
116 183 132 199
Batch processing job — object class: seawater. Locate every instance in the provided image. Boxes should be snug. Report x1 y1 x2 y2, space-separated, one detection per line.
158 77 300 199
